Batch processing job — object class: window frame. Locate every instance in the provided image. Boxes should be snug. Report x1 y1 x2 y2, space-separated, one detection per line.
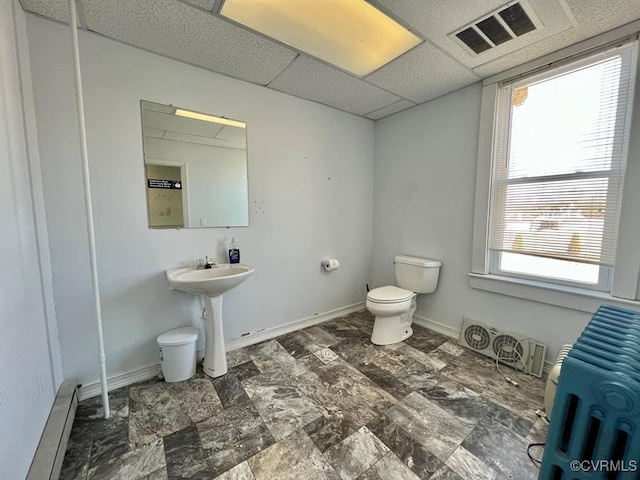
487 46 634 292
488 252 613 292
471 26 640 313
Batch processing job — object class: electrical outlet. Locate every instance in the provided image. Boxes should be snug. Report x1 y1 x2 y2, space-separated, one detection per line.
200 217 207 226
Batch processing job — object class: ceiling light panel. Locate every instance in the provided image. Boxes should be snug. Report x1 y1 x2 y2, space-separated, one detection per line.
220 0 423 77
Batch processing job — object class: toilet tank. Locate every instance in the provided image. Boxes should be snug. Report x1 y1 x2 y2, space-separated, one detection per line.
394 255 441 293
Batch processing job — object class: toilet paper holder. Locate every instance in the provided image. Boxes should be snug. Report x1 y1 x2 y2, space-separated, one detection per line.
321 259 340 272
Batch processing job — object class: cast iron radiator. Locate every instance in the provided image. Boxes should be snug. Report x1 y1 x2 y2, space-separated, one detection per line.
539 305 640 479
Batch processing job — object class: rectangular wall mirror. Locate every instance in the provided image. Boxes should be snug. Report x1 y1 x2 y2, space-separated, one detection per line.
140 100 249 228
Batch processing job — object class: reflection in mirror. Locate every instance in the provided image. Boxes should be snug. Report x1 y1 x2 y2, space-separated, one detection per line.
140 100 249 228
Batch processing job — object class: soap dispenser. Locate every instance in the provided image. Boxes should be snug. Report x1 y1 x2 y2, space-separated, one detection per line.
228 238 240 264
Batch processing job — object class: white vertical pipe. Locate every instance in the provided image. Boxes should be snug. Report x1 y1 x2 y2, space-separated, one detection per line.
67 0 110 419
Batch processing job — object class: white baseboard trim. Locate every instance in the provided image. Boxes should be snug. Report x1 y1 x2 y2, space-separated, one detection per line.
79 302 365 400
413 314 553 375
225 302 365 351
79 363 162 401
413 314 460 339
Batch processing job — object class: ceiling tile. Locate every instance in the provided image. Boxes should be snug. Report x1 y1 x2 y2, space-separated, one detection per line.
19 0 640 121
268 56 402 116
179 0 216 11
20 0 70 23
374 0 575 69
564 0 640 37
365 42 480 104
365 100 416 120
81 0 297 85
472 28 581 77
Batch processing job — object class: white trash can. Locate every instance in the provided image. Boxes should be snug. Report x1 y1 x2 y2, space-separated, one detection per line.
157 326 199 382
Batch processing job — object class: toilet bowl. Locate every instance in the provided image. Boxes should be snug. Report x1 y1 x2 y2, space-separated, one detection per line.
366 286 416 345
367 255 441 345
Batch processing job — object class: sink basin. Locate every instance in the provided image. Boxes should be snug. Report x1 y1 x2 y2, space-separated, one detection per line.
166 264 254 297
165 263 254 379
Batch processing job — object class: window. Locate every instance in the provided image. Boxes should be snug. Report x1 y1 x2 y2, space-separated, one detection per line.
472 37 640 301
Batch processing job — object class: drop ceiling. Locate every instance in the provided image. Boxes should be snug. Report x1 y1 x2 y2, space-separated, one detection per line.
19 0 640 120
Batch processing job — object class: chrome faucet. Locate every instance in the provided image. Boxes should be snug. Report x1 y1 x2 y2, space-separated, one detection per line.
197 256 218 269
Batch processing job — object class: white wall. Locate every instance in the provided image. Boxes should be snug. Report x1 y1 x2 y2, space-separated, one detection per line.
0 1 62 478
372 83 592 361
26 16 374 387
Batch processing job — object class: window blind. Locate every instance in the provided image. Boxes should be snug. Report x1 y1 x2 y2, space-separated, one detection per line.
489 41 637 267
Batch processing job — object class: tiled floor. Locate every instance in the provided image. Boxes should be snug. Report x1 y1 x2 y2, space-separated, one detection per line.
60 311 548 480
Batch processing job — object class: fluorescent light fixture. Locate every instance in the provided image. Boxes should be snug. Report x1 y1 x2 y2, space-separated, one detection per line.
175 109 246 128
220 0 422 77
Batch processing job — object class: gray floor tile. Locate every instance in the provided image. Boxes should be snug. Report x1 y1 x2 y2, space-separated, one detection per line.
371 452 422 480
89 427 129 469
324 426 389 480
213 461 255 480
384 392 472 462
242 368 322 440
367 414 441 479
461 415 538 480
404 324 450 353
304 413 361 453
356 469 383 480
59 434 91 480
212 361 260 408
247 429 340 480
163 424 210 479
87 439 166 480
275 332 312 359
225 348 252 369
439 350 544 422
416 373 492 428
429 464 466 480
445 446 497 480
129 377 222 449
197 403 274 477
294 360 396 427
62 311 546 480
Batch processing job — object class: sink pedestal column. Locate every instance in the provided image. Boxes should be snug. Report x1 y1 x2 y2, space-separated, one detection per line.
201 294 227 378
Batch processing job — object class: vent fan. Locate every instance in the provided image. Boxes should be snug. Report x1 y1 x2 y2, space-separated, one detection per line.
458 317 547 377
452 1 539 55
464 324 491 350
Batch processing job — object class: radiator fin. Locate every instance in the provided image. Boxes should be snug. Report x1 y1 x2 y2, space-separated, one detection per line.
540 305 640 478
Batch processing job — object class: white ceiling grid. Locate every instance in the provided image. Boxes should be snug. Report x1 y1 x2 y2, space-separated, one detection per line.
82 0 298 85
19 0 640 119
365 41 481 104
268 56 404 116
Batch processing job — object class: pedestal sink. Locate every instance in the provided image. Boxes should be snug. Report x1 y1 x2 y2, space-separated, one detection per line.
166 264 254 378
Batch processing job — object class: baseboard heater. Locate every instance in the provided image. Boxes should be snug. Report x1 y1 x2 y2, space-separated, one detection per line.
27 380 78 480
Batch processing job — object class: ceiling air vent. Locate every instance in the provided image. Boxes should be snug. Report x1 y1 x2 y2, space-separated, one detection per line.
452 1 540 55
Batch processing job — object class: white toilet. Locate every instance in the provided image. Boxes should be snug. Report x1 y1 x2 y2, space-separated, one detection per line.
366 255 441 345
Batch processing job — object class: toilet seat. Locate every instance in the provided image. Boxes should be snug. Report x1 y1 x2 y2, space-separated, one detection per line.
367 285 414 304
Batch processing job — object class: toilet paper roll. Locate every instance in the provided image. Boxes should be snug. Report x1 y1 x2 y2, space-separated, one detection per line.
322 259 340 272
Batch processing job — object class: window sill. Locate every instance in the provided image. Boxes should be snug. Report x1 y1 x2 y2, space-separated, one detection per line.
468 273 640 314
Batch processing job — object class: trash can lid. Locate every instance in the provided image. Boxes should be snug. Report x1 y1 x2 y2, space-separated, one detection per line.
157 327 199 346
